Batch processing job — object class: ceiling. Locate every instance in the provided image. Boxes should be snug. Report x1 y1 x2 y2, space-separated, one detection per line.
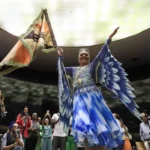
0 0 150 73
1 0 150 46
0 28 150 73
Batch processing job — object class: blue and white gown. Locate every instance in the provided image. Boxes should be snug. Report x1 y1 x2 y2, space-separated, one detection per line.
58 39 140 149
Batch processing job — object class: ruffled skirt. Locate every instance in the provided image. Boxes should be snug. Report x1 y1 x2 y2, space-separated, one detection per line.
72 85 123 149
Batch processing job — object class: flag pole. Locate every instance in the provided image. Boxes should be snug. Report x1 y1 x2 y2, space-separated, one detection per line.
43 9 73 95
43 9 57 47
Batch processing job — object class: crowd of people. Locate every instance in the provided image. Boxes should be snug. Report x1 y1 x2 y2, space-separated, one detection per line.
0 105 68 150
0 100 150 150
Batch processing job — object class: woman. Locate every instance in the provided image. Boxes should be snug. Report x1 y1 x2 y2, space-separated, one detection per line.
122 125 132 150
35 117 42 150
113 113 132 150
41 111 52 150
57 27 140 150
16 106 31 144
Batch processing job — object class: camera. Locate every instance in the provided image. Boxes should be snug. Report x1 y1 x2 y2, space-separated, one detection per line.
15 129 20 137
25 113 28 116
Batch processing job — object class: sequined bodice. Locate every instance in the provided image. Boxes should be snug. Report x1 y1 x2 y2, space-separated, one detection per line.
73 65 95 89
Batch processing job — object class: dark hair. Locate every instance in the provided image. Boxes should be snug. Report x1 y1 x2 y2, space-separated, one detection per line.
20 106 29 117
140 112 148 118
116 114 121 120
43 116 51 125
113 113 123 123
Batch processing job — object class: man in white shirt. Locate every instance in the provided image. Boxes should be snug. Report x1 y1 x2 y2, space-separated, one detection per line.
52 113 66 150
140 112 150 150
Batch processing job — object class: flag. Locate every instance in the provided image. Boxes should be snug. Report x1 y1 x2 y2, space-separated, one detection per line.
0 9 55 76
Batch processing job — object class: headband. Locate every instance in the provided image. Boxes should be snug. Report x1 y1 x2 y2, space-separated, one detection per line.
79 48 89 54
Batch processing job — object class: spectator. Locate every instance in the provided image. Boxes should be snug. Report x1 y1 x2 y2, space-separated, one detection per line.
0 91 7 121
41 110 52 150
112 113 132 150
140 112 150 150
120 121 132 150
52 112 66 150
26 113 39 150
35 117 42 150
37 117 41 124
1 122 24 150
16 106 31 145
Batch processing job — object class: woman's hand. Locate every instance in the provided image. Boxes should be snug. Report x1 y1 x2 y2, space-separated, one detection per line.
109 27 119 40
13 142 18 147
44 110 50 117
57 48 63 56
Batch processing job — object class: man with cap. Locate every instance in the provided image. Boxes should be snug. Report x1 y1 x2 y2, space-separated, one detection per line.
1 122 24 150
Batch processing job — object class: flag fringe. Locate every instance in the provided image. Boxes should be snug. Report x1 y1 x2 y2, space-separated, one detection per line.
0 66 18 76
19 11 43 39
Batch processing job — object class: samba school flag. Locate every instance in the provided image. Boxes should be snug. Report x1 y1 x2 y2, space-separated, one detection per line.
0 9 56 76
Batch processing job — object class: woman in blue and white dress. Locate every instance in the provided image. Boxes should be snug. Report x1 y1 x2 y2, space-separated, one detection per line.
57 27 140 150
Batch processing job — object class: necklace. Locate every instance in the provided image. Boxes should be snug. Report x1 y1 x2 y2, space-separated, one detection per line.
74 65 89 87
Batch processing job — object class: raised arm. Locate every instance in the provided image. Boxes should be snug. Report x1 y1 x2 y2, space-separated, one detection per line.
108 27 119 40
42 114 46 126
16 114 24 124
42 111 52 125
91 27 140 120
57 48 63 57
46 113 52 125
57 48 73 77
51 113 59 124
0 96 5 113
91 27 119 68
